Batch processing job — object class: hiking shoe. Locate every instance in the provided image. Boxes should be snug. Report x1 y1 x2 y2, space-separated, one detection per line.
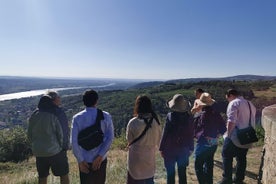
233 179 245 184
217 178 232 184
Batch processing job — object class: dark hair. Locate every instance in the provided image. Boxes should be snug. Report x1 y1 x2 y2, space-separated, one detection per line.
83 89 98 107
45 90 59 100
133 95 160 124
133 95 153 116
226 89 239 97
196 88 204 93
38 95 56 112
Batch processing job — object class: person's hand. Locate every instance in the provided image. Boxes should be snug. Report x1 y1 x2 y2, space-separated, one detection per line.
160 151 164 158
92 155 103 170
79 161 90 173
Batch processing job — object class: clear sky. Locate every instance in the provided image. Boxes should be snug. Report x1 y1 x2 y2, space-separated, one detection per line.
0 0 275 80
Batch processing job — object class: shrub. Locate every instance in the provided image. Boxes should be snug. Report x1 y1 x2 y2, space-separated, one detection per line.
111 134 128 150
0 126 32 162
255 124 265 143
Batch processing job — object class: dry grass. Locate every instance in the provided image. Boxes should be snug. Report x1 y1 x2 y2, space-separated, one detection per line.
212 145 263 184
0 144 263 184
254 88 276 99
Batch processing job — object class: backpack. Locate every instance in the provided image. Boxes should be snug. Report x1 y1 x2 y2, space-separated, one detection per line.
78 109 104 151
167 112 191 145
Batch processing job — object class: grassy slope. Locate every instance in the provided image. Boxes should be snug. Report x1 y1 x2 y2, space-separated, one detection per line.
0 144 263 184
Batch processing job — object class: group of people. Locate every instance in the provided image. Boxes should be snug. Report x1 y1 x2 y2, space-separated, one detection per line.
27 88 256 184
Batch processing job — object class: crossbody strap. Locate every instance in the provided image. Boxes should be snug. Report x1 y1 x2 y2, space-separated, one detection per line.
235 101 252 130
128 117 153 147
85 109 104 129
95 109 104 128
247 101 252 127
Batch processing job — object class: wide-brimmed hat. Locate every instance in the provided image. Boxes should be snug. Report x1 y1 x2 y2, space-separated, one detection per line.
197 92 215 106
167 94 190 112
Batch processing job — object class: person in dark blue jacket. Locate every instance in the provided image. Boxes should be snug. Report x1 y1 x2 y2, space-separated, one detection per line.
159 94 194 184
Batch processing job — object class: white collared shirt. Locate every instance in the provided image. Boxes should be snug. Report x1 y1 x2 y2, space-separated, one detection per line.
226 96 256 148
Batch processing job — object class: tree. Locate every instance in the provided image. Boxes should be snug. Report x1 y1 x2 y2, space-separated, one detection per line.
0 126 32 162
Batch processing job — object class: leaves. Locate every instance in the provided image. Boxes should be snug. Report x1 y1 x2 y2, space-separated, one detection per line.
0 127 32 162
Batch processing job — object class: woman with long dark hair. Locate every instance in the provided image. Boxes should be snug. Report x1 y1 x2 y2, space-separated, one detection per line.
126 95 162 184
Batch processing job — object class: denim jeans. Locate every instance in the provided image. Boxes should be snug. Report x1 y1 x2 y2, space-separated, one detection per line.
194 141 218 184
221 137 248 182
163 153 189 184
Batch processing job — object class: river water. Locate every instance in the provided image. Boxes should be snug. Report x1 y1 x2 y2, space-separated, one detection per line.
0 83 115 101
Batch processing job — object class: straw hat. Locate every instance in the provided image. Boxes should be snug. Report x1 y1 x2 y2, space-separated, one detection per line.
197 92 215 106
167 94 190 112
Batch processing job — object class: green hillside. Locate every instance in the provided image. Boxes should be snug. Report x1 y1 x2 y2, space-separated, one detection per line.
1 79 275 183
62 79 276 136
1 79 276 136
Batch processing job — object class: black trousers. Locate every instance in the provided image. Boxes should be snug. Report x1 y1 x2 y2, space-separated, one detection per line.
79 159 107 184
221 138 248 182
127 172 154 184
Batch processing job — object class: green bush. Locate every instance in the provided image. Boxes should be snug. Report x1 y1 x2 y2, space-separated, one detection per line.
111 134 128 150
0 126 32 162
255 124 265 143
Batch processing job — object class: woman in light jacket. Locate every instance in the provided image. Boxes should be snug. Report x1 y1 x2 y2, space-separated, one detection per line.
126 95 162 184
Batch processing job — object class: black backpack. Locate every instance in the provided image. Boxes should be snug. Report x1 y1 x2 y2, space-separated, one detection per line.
78 109 104 151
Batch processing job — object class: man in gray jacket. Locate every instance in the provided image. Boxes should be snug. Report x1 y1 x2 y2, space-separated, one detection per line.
28 95 69 184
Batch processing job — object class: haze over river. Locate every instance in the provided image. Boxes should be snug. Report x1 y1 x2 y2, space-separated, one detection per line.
0 83 115 101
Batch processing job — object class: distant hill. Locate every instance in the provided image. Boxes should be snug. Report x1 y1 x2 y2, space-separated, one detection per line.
2 75 276 92
129 81 164 89
130 75 276 89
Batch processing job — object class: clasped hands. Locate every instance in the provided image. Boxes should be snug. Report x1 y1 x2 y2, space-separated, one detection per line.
79 155 103 173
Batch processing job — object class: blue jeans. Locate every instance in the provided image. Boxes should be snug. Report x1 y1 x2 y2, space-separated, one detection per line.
163 152 189 184
221 137 248 182
194 141 217 184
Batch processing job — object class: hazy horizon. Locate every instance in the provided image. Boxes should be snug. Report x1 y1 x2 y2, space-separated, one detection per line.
1 74 276 82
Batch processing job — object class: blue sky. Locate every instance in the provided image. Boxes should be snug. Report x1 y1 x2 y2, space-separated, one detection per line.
0 0 275 80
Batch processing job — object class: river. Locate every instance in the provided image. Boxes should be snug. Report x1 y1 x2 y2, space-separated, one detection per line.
0 83 115 101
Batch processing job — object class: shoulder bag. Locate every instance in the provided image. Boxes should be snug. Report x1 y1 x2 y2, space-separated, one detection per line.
78 109 104 150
